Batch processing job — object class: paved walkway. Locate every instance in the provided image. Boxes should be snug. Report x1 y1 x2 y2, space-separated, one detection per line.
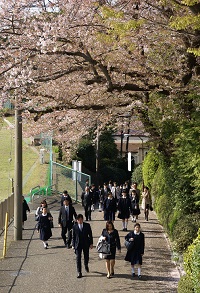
0 195 180 293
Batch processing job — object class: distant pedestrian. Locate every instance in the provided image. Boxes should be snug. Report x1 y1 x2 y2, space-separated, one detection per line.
22 195 30 229
101 221 121 278
58 198 77 248
130 190 140 223
141 186 151 221
125 223 145 279
129 182 141 202
61 190 72 206
111 182 121 203
72 214 93 278
37 207 53 249
81 186 93 221
103 191 117 222
35 199 49 221
117 189 131 231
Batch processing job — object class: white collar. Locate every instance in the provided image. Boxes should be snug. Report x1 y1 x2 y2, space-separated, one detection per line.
134 231 140 235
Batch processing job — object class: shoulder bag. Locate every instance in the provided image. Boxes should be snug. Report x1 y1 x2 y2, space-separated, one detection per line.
124 239 134 251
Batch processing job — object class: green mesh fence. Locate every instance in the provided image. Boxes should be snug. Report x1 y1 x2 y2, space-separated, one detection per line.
52 161 91 202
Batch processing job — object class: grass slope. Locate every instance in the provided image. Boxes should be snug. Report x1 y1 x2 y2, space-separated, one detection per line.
0 117 48 202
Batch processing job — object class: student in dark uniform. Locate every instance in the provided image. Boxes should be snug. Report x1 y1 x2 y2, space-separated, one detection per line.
103 191 117 222
58 198 77 248
37 207 53 249
60 190 72 206
72 214 93 278
101 221 121 278
81 186 93 221
117 189 131 231
125 223 145 279
22 195 30 229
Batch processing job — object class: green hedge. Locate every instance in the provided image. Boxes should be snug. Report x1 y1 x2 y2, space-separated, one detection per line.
172 214 200 253
142 148 160 189
178 275 194 293
178 228 200 293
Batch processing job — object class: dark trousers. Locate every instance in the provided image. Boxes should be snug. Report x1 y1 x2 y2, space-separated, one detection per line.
75 246 89 273
61 223 72 245
84 205 91 221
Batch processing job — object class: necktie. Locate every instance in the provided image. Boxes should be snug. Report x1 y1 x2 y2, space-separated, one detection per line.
65 207 69 220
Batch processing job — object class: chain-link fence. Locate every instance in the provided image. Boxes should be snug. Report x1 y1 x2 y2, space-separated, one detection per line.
52 161 91 202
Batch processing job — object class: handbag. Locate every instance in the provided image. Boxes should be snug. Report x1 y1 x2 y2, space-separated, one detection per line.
96 239 111 254
124 239 134 251
149 205 153 211
99 253 108 259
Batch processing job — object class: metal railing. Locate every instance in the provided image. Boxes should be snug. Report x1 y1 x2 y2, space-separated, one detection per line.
30 185 42 202
0 194 14 233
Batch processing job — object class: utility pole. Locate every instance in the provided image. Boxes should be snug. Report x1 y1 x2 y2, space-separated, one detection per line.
96 122 100 186
14 108 22 240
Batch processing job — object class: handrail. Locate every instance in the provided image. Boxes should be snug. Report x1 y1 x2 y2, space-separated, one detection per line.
30 185 40 202
45 184 56 196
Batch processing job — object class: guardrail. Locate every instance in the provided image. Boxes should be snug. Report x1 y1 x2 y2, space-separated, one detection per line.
0 194 14 233
45 184 57 196
30 185 43 202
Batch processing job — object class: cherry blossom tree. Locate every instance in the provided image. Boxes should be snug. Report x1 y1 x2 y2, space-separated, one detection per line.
0 0 199 160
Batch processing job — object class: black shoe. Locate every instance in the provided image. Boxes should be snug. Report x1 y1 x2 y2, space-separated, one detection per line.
110 271 114 276
132 273 135 277
77 273 82 278
85 266 89 272
138 275 142 279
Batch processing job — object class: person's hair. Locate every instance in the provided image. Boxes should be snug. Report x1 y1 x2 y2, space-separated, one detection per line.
144 186 149 190
131 190 136 194
76 214 84 220
134 223 140 228
106 221 114 231
63 190 68 195
63 198 70 202
41 200 47 205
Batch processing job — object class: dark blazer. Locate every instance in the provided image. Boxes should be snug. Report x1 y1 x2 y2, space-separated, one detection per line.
81 191 93 207
72 222 93 250
22 199 30 222
58 204 77 227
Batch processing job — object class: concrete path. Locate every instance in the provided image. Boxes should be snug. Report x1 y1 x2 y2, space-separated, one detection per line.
0 195 180 293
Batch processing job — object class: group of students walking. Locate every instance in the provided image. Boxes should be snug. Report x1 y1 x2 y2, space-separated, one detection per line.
34 181 151 279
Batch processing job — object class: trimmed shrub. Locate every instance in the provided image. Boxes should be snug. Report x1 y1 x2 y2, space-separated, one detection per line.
156 194 174 230
178 275 194 293
172 213 200 252
183 229 200 293
132 164 143 186
142 148 160 189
